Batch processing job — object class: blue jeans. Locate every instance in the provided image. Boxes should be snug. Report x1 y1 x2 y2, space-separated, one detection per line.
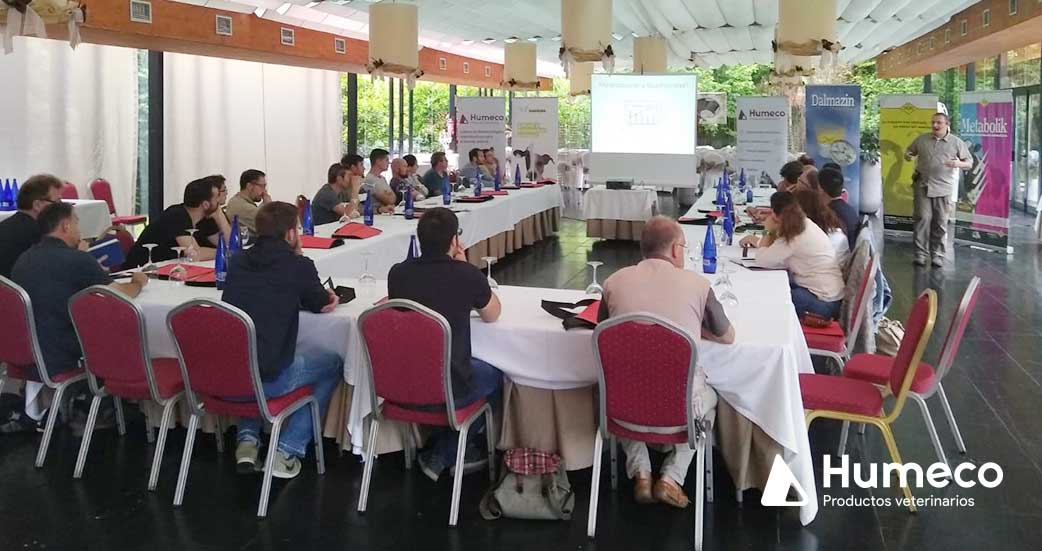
791 283 842 320
237 352 342 458
418 358 502 474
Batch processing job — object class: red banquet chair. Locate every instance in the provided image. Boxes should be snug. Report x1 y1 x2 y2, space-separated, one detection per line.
166 299 326 518
840 276 981 465
90 178 148 227
800 290 937 512
589 313 714 551
61 182 79 200
803 251 878 370
355 299 496 527
0 276 88 467
68 285 184 488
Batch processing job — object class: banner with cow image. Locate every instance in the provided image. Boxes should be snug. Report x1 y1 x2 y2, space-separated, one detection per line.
510 97 559 181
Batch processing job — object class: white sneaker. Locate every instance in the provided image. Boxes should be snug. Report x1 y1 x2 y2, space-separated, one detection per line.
268 452 301 479
235 440 258 474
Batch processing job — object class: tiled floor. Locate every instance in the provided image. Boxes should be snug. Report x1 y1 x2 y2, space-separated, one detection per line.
2 193 1041 550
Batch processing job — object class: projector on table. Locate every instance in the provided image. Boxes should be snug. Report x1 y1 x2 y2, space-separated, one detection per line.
606 180 633 190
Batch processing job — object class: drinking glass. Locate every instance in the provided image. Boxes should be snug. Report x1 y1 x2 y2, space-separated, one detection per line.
716 264 739 307
185 227 199 245
585 261 604 295
141 244 159 276
482 256 499 290
358 252 376 295
239 223 251 248
169 247 188 286
687 242 703 272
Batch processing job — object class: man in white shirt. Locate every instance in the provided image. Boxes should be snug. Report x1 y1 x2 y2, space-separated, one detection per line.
362 148 397 214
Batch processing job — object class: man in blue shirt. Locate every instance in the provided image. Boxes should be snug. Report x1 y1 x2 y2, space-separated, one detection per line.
223 201 341 479
819 168 861 250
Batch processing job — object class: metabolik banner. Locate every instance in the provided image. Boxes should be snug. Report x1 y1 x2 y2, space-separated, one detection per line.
510 97 559 181
955 90 1014 253
805 85 862 213
456 96 507 169
736 96 789 185
880 94 938 232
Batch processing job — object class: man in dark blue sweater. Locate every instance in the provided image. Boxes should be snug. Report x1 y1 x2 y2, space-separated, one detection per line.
222 201 341 479
819 168 861 250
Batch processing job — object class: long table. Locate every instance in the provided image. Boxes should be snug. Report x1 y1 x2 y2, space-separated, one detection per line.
679 186 773 223
0 199 112 239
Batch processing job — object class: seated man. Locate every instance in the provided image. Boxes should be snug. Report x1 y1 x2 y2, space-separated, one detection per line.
193 175 233 249
13 202 148 379
598 216 735 508
422 152 449 197
819 168 860 250
312 163 358 225
362 148 397 214
777 160 804 193
223 201 342 478
0 174 62 278
479 149 495 179
457 148 482 183
388 207 502 481
402 154 429 200
225 169 270 234
125 177 227 267
340 153 367 202
389 158 426 205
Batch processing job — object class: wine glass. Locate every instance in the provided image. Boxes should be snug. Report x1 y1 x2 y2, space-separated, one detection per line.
358 252 376 295
482 256 499 290
715 264 739 307
169 247 188 286
141 244 159 276
585 261 604 295
185 227 199 245
687 242 703 272
238 223 251 249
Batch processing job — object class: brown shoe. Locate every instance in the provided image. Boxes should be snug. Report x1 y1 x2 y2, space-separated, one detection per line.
653 477 690 508
633 473 654 505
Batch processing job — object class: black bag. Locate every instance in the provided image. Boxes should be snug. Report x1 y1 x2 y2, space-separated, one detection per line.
540 299 601 330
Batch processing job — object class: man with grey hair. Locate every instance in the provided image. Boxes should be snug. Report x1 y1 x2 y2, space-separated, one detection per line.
598 216 735 508
905 112 972 267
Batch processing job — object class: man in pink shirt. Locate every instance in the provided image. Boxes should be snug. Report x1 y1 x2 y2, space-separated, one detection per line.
598 216 735 508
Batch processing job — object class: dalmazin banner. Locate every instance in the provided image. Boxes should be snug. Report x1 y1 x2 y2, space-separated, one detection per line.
955 90 1014 253
805 85 862 213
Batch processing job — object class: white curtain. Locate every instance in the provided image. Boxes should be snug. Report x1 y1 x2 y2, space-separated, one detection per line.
163 54 342 207
0 37 138 215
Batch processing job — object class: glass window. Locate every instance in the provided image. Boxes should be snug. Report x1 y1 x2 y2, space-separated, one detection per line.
930 67 964 133
1001 43 1041 88
975 57 998 91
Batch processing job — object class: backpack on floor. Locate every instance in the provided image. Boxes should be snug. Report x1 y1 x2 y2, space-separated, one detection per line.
479 448 574 520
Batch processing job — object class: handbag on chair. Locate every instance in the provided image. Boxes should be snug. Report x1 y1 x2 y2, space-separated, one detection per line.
479 448 575 520
875 316 905 357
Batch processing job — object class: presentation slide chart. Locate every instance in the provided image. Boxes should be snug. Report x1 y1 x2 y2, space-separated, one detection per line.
592 73 698 156
736 96 789 185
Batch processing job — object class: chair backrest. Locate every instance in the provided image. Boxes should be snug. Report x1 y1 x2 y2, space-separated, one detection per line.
593 313 702 447
0 276 49 383
167 300 267 417
113 228 135 256
358 300 456 424
934 276 982 383
61 182 79 200
89 179 117 215
844 251 877 350
69 285 159 401
886 290 937 419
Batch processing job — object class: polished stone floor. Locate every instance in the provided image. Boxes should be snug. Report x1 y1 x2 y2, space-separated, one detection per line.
2 194 1041 550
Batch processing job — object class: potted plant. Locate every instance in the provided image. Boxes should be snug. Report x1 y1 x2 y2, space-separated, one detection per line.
859 126 883 214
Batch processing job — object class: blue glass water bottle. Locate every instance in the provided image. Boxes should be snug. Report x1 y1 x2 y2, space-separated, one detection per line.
702 218 718 274
722 206 734 246
11 179 18 209
229 215 241 253
442 174 451 205
1 180 10 210
494 164 501 192
215 236 228 290
514 163 522 185
747 186 754 204
404 182 415 220
474 177 482 197
301 200 315 236
407 235 419 259
363 190 374 226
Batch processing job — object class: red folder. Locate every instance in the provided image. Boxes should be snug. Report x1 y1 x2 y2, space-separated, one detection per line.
520 183 545 188
300 236 343 249
800 320 844 337
537 179 557 185
333 224 383 239
575 300 601 326
480 190 509 196
456 195 494 203
155 264 214 280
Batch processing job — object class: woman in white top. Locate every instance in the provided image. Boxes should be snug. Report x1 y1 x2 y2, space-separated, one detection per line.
740 191 846 320
793 187 851 265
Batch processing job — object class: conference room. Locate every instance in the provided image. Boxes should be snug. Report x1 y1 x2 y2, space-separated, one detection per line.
1 1 1040 550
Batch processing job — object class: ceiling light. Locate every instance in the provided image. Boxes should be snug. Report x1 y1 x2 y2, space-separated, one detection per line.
504 36 519 43
462 39 475 45
528 36 541 42
276 2 292 15
482 37 496 44
254 7 266 17
611 33 622 40
631 32 639 38
551 35 561 42
306 1 320 7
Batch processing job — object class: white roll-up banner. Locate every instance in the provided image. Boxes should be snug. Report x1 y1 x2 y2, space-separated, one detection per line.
456 96 507 169
736 96 789 185
510 97 559 181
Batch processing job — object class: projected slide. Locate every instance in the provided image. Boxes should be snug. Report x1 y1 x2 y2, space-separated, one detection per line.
592 74 697 155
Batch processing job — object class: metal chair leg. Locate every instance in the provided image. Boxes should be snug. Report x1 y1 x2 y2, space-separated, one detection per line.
357 418 381 513
609 434 618 491
694 438 706 551
858 423 866 435
705 429 714 504
935 384 966 453
173 414 200 507
144 416 155 444
148 398 178 491
400 423 414 470
448 423 471 527
257 416 285 518
912 394 949 468
877 422 916 513
586 430 604 538
310 399 325 475
838 421 851 455
484 408 496 481
73 395 103 478
113 397 126 436
214 416 225 454
36 384 69 468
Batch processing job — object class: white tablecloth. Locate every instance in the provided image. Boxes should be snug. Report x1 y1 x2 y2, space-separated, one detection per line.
680 187 773 222
301 185 563 279
0 200 111 239
582 187 657 222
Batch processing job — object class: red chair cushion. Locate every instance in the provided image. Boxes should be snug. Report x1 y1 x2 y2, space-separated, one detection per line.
607 419 687 445
4 364 84 384
104 358 184 401
804 331 846 353
200 385 314 418
799 373 885 416
801 320 844 337
381 398 486 427
842 353 937 394
112 215 147 225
